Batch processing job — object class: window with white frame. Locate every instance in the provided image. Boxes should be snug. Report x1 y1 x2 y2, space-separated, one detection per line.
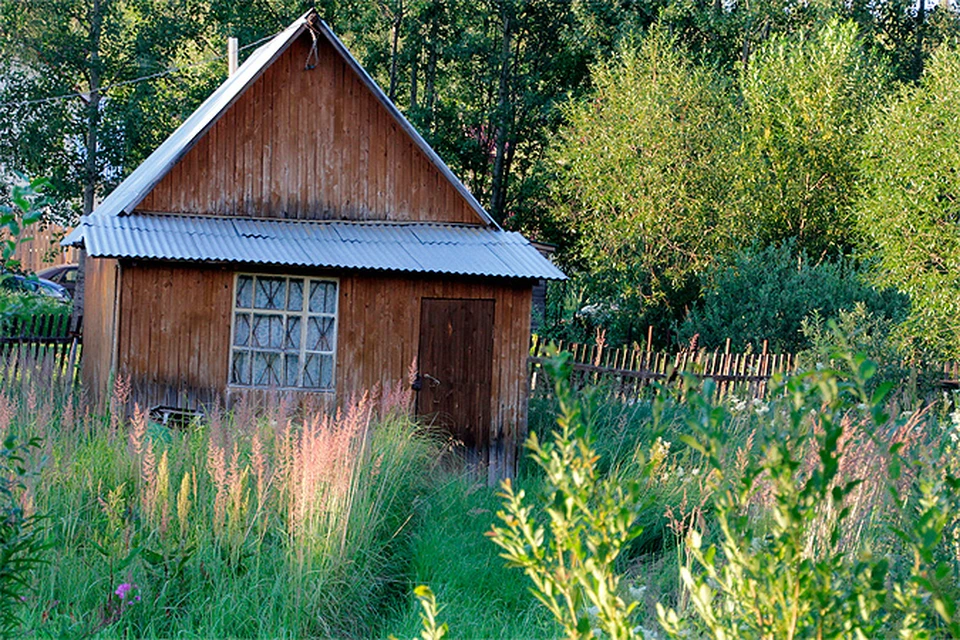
229 274 338 390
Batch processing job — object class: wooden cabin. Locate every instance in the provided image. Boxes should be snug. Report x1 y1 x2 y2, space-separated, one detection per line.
64 9 563 477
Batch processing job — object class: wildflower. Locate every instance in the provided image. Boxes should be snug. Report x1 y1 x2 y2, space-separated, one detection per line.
114 583 141 604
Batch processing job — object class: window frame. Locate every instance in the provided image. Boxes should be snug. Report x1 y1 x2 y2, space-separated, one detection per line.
227 272 339 392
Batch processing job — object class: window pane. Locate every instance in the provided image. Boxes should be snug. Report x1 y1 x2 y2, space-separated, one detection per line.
233 313 250 347
253 351 282 386
255 277 286 310
284 316 301 350
302 353 334 389
284 354 300 387
309 281 336 314
303 353 320 388
319 353 334 388
236 275 253 308
287 279 303 311
252 314 284 349
306 316 335 352
231 350 251 385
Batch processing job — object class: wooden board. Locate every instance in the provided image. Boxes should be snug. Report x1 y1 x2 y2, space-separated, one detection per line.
136 33 483 226
80 257 119 410
416 298 495 450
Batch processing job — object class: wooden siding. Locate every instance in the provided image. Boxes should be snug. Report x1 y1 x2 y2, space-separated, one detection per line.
81 257 119 410
136 34 483 225
93 262 532 477
8 225 79 273
116 263 233 410
337 273 531 479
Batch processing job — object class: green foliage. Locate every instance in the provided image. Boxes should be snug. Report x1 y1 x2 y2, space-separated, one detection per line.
796 304 941 398
552 30 737 344
490 350 648 639
0 176 47 271
0 435 46 636
412 585 448 640
657 352 960 638
0 177 51 322
736 19 886 258
858 44 960 360
678 240 908 352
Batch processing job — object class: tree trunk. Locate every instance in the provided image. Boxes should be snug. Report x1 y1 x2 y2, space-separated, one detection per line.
74 0 105 331
425 43 437 121
388 0 404 101
489 9 513 223
916 0 925 76
410 38 420 112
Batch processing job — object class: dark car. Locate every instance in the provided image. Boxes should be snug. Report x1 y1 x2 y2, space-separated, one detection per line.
1 273 71 302
37 264 78 297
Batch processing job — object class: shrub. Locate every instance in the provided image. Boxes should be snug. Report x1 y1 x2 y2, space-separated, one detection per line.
487 350 960 639
677 239 908 352
490 351 649 638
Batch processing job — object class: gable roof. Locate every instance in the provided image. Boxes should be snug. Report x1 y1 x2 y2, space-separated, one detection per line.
84 8 498 228
70 213 565 280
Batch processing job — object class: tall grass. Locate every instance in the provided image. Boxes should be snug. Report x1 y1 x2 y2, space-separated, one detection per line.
1 367 440 638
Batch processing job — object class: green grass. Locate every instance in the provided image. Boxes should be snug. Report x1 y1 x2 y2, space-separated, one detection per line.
384 474 559 639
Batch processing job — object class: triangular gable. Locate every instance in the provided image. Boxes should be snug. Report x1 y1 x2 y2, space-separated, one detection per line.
92 10 497 228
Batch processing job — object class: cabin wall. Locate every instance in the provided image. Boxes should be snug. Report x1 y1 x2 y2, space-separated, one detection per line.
115 263 233 410
81 257 119 410
136 34 482 225
337 273 532 479
107 262 532 476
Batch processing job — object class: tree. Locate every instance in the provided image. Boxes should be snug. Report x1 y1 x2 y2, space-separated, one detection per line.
858 44 960 358
550 30 738 345
735 19 885 260
0 0 223 219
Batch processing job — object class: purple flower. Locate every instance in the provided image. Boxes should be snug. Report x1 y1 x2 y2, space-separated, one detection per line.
114 583 136 600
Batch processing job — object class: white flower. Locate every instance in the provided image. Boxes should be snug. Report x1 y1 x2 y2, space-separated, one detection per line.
628 584 648 601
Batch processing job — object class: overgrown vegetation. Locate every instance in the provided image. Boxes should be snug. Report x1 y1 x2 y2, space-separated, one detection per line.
423 348 960 639
0 366 442 637
0 334 958 638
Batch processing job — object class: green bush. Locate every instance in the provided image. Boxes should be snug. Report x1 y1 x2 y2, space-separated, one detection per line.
472 350 960 639
677 239 908 352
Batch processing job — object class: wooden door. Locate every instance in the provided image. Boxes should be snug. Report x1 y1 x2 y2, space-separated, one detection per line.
417 298 495 450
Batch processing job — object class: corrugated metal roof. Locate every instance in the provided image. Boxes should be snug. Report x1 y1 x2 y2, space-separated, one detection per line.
68 214 566 280
90 9 499 229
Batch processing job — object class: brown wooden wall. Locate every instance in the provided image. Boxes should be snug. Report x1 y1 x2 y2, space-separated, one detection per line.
84 262 532 476
136 34 483 225
81 257 119 410
115 263 233 410
337 273 532 479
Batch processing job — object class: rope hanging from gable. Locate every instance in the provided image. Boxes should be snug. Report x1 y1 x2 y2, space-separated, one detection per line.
304 18 321 70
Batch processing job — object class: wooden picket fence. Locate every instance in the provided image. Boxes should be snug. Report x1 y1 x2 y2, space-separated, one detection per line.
528 336 797 401
0 313 81 382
